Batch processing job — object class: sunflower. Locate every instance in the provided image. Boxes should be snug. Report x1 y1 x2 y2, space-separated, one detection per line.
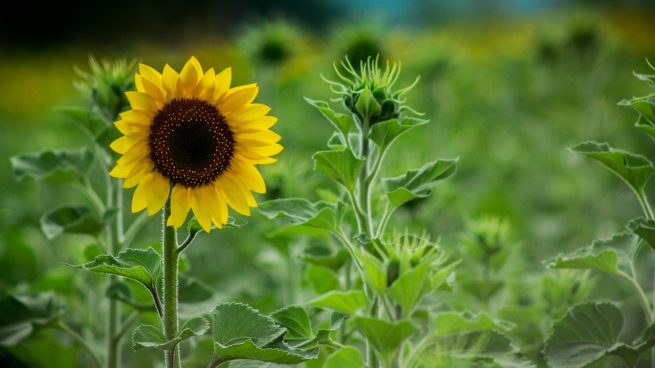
109 56 282 232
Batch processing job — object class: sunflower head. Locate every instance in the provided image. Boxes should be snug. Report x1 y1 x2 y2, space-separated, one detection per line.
109 57 282 232
326 56 421 127
75 57 136 120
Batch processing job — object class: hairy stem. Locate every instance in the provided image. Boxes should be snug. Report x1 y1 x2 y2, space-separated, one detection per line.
162 198 181 368
107 178 122 368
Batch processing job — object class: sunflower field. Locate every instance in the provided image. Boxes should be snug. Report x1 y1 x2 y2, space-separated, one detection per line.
2 2 655 368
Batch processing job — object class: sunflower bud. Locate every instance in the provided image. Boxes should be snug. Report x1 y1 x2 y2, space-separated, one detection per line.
75 57 136 121
327 56 420 128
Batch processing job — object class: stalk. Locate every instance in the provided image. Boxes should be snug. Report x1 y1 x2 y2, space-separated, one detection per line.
107 177 122 368
162 198 181 368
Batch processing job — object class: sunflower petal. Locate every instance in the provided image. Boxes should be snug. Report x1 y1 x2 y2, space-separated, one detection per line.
232 116 278 133
162 64 180 98
123 162 153 188
126 91 157 112
168 185 192 228
198 68 216 100
220 175 251 216
213 67 232 101
232 160 266 193
146 173 170 215
227 103 271 123
236 130 282 145
132 173 155 213
136 74 165 103
110 135 140 154
178 56 203 96
220 84 259 112
191 186 213 232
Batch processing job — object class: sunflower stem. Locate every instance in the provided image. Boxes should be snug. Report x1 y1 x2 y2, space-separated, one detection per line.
162 198 181 368
107 178 122 368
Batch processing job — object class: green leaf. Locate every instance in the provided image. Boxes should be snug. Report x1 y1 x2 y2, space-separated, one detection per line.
388 262 431 316
544 233 633 276
355 87 382 119
543 302 655 368
178 276 215 304
571 141 655 194
56 105 108 135
353 248 387 295
259 198 336 235
304 98 354 139
313 149 365 192
301 248 349 271
271 305 313 340
308 290 368 315
305 265 340 294
369 117 429 150
431 330 532 368
434 312 512 337
75 247 161 291
105 281 131 301
324 347 366 368
0 292 63 346
383 159 458 208
209 303 317 365
352 317 417 366
11 147 94 182
40 205 104 240
631 219 655 253
132 316 209 351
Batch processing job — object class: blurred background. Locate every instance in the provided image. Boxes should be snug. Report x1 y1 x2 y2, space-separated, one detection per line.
1 0 655 365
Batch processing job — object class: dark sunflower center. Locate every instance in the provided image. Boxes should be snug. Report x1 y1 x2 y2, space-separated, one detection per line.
149 98 235 187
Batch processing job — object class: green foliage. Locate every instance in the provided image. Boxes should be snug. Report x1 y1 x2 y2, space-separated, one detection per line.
11 148 94 183
0 292 63 346
543 302 655 368
75 248 162 293
308 290 368 315
132 316 209 351
40 205 105 240
383 159 458 208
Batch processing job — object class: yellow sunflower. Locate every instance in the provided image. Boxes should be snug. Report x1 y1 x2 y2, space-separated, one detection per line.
109 56 282 232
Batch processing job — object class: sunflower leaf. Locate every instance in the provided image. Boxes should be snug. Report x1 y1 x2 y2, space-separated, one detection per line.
352 317 417 366
433 311 513 337
40 205 105 240
0 292 64 346
543 302 655 368
305 264 340 293
74 247 161 292
383 159 458 208
544 233 633 276
308 290 368 315
571 141 655 195
313 149 365 192
324 347 366 368
209 302 318 365
132 316 209 351
259 198 336 234
11 147 94 183
305 98 354 140
368 117 429 150
388 262 432 317
271 305 313 340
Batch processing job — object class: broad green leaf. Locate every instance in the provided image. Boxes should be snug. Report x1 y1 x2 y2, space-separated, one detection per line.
631 219 655 253
308 290 368 315
324 347 366 368
40 205 104 240
259 198 336 234
369 117 429 149
209 303 318 365
132 317 209 351
178 276 215 304
105 281 131 301
383 159 458 208
571 141 655 194
271 305 313 340
0 292 63 346
75 248 161 291
429 330 533 368
543 302 655 368
301 248 349 271
544 233 633 275
304 98 354 139
210 303 284 346
434 312 512 337
56 105 108 135
352 317 417 366
353 248 387 295
388 262 431 316
305 265 340 294
11 147 94 182
355 87 382 119
313 149 365 192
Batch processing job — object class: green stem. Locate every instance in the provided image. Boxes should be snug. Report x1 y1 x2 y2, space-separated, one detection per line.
619 271 653 324
375 203 395 239
367 298 380 368
57 321 103 368
637 189 655 221
162 198 181 368
357 117 375 238
107 179 122 368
